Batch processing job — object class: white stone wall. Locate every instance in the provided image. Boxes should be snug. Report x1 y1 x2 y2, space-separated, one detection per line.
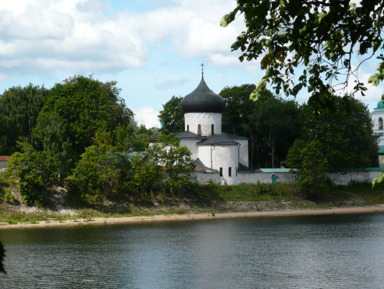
184 112 222 136
237 139 249 167
192 169 383 186
179 139 199 160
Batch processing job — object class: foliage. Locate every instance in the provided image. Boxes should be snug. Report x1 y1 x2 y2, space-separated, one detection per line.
158 96 184 133
150 134 195 196
287 140 329 196
0 84 48 155
220 85 301 168
289 96 377 170
222 1 384 105
33 75 134 178
134 125 160 142
6 139 59 206
67 132 126 203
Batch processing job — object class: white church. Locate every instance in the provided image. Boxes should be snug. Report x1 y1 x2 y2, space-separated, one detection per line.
174 74 253 185
171 72 383 186
372 99 384 167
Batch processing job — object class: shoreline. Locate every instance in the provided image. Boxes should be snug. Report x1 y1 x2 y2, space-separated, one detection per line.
1 205 384 229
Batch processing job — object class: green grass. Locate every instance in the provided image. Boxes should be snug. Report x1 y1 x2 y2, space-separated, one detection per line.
1 182 384 225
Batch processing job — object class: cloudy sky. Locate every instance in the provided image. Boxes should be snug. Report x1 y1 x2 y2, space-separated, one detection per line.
0 0 382 128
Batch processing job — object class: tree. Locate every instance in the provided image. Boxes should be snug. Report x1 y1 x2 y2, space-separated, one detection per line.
150 134 194 196
158 96 184 133
0 84 48 155
287 139 329 196
220 85 301 168
221 1 384 106
287 95 378 170
6 139 59 206
33 75 134 178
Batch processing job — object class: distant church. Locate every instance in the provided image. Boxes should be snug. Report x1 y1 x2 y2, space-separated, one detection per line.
173 71 251 185
372 99 384 167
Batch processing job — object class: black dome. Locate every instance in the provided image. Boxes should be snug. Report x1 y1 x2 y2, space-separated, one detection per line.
181 76 225 113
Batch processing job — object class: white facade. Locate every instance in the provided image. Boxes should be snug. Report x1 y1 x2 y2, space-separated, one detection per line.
178 75 249 185
184 112 222 136
372 100 384 167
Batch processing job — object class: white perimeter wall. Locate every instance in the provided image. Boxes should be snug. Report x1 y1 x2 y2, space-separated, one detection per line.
192 170 383 186
185 113 222 136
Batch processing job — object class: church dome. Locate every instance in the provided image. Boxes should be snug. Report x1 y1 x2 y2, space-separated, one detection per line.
181 76 225 113
377 100 384 109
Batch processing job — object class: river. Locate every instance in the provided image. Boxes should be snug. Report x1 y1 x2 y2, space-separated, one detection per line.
1 213 384 288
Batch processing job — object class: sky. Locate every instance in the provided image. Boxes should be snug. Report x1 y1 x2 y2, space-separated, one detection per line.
0 0 382 128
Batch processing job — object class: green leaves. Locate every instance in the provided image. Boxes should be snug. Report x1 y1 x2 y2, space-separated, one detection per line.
223 0 384 102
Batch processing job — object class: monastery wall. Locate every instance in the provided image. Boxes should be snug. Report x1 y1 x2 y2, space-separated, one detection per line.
192 169 383 186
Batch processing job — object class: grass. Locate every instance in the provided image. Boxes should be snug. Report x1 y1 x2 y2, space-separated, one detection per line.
1 182 384 225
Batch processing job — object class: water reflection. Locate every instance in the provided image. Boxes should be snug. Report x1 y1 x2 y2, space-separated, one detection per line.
1 213 384 288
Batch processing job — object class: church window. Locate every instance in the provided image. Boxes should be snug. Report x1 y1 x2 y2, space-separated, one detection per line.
211 124 214 135
198 124 202 136
220 167 223 177
187 125 189 132
228 167 232 177
380 118 383 130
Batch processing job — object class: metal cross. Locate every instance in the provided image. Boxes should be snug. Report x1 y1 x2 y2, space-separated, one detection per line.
201 63 204 76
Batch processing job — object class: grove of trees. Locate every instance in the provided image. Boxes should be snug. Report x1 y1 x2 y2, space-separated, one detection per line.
1 76 194 207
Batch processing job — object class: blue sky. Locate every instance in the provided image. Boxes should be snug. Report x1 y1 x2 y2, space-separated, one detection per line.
0 0 382 127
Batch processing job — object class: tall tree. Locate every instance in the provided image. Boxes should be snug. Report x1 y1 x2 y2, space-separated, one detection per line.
287 96 378 170
158 96 184 133
221 1 384 106
220 85 301 168
0 84 48 155
33 75 134 177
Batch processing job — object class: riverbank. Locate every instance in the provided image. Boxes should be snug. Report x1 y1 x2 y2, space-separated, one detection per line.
2 205 384 229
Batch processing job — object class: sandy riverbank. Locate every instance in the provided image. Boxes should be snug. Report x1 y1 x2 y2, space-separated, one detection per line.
2 205 384 229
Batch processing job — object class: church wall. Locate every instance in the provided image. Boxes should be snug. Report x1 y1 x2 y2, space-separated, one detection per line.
180 139 199 160
185 113 222 136
237 139 249 167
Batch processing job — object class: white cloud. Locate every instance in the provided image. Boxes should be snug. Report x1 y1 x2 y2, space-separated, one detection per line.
134 106 160 128
0 0 245 77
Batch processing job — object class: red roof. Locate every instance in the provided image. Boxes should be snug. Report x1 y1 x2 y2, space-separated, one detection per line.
0 156 11 161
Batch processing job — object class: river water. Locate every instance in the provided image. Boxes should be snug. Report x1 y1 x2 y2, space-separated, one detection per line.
1 213 384 288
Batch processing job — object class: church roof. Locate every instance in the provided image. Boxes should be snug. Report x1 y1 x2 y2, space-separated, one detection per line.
181 76 225 113
376 100 384 109
174 131 205 139
197 135 239 146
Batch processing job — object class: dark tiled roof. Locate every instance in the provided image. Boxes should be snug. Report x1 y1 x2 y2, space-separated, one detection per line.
238 162 254 172
197 134 239 146
174 131 206 140
192 158 218 173
181 76 225 113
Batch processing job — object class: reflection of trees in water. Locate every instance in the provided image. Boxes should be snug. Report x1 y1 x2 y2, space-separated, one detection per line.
0 241 5 273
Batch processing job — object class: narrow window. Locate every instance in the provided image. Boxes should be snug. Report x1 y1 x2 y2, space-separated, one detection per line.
228 167 232 177
380 118 383 130
198 124 202 136
187 125 189 132
220 167 223 177
211 124 214 135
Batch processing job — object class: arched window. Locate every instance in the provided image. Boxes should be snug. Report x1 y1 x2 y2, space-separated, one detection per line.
219 167 223 177
228 167 232 177
379 118 383 130
198 124 202 136
187 125 189 132
211 124 214 135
